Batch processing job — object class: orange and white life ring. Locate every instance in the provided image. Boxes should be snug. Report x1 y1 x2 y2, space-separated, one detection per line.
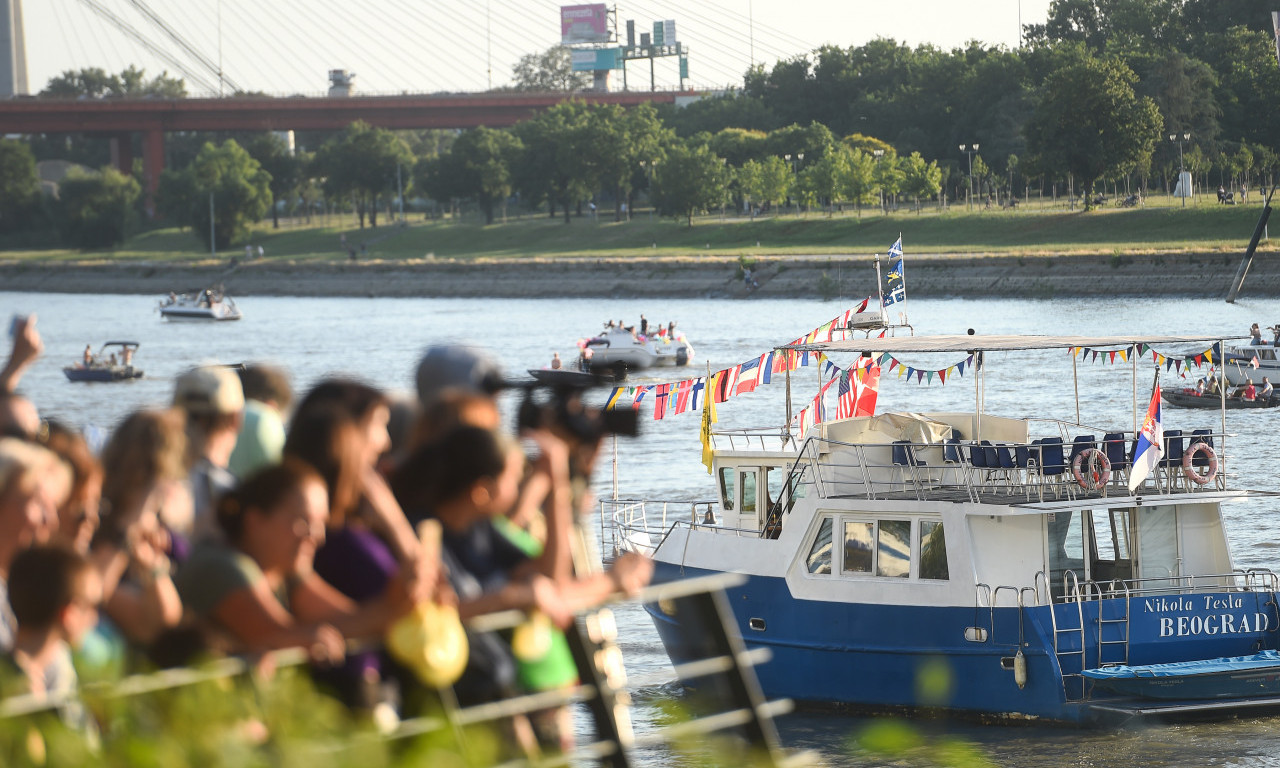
1182 442 1218 486
1071 448 1111 490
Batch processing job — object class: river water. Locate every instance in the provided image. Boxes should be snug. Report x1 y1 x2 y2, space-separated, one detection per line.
5 289 1280 767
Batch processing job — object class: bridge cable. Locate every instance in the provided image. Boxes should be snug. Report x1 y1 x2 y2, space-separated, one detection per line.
69 0 220 92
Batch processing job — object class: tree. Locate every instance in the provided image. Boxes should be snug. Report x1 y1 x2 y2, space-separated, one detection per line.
510 46 589 92
800 146 851 215
839 149 877 217
314 122 414 228
873 151 904 211
156 140 271 250
512 102 594 224
434 126 523 225
1024 55 1161 210
40 65 186 98
243 134 308 229
54 167 141 248
900 152 943 212
651 143 728 227
0 139 41 233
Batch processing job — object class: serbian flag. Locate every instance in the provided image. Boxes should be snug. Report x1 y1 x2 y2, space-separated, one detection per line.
1128 387 1164 492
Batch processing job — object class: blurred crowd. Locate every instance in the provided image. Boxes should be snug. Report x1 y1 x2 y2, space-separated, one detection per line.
0 314 652 758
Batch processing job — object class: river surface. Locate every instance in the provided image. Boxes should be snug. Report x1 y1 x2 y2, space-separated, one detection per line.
5 289 1280 767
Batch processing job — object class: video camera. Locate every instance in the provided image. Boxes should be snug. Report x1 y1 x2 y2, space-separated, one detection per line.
513 369 639 444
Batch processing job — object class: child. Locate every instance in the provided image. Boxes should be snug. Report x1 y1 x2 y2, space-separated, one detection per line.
5 546 102 732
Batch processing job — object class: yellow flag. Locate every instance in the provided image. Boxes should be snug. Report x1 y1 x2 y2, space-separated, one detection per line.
700 372 719 474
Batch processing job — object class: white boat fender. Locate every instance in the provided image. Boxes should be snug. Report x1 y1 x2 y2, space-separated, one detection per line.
1071 448 1111 490
1013 649 1027 689
1182 442 1218 486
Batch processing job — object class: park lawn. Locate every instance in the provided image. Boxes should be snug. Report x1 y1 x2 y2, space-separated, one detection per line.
0 202 1268 263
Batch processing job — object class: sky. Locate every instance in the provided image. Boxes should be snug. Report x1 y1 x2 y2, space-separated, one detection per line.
26 0 1053 97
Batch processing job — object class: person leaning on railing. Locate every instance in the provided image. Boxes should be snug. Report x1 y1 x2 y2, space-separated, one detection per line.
172 460 428 666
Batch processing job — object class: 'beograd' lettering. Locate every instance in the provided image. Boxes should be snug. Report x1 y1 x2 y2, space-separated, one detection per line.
1158 613 1269 637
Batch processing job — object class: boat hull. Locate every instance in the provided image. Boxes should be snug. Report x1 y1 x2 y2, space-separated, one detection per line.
1161 387 1278 409
63 366 143 382
160 307 241 321
645 560 1279 723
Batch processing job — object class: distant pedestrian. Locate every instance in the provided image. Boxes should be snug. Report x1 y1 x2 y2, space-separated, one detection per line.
245 245 253 261
256 245 265 259
360 243 368 258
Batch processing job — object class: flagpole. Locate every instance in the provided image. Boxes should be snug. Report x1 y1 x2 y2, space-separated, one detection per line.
1132 349 1138 435
874 253 887 327
1072 351 1081 426
1218 339 1227 480
784 352 793 443
896 231 907 329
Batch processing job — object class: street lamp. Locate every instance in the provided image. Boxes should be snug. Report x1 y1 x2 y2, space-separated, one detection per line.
960 143 980 210
784 153 804 212
872 149 886 213
1168 131 1191 208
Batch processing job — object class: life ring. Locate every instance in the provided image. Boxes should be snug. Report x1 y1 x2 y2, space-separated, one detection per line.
1071 448 1111 490
1182 442 1218 486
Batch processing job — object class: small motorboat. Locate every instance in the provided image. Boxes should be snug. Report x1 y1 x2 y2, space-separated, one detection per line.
1083 651 1280 701
159 287 242 321
578 326 694 377
1161 386 1278 410
63 341 143 382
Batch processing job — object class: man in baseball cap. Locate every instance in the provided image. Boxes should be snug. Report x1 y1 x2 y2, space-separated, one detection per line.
173 365 244 543
414 345 506 441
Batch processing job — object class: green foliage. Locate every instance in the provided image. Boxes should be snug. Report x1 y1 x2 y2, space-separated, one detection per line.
1024 55 1162 209
900 152 944 211
511 101 594 224
53 167 141 249
167 140 273 250
40 65 186 99
243 134 309 228
509 45 590 92
419 126 522 225
314 122 414 228
0 140 42 234
651 142 729 227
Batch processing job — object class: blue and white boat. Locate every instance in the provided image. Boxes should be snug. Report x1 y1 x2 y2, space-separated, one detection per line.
609 333 1280 723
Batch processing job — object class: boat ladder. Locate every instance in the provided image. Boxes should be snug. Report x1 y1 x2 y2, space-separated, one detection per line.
1097 580 1132 669
1048 571 1089 702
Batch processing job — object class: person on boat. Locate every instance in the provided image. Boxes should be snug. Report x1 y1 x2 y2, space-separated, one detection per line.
1243 381 1257 401
1271 325 1280 346
667 321 676 338
639 315 648 336
121 347 134 367
1194 377 1208 395
550 353 562 370
82 345 93 368
1205 376 1221 396
1250 323 1263 345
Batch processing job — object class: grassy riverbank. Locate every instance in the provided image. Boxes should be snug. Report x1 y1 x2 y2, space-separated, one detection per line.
0 198 1270 264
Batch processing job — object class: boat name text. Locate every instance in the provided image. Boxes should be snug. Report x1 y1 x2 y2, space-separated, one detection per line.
1142 597 1267 637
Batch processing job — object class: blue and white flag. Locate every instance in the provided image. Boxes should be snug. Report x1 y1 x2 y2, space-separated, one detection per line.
883 236 906 306
1128 388 1164 491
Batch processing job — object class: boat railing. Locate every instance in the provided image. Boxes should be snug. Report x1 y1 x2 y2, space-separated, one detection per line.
710 426 797 452
600 498 718 560
977 569 1280 609
788 429 1232 505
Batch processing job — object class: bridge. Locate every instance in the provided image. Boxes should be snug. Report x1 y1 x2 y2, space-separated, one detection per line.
0 90 688 201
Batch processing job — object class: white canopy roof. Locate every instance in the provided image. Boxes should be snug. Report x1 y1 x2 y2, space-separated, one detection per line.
789 334 1238 355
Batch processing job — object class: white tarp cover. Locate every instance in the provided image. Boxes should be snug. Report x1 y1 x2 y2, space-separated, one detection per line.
824 412 953 446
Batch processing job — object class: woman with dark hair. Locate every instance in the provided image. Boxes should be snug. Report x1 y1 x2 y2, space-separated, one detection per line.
174 460 421 660
41 421 102 555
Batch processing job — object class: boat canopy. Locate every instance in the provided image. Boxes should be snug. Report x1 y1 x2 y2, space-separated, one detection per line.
790 334 1241 355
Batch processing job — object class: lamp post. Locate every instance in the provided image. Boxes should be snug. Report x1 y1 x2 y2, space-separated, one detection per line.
960 143 979 210
784 152 804 212
1169 131 1191 208
872 149 886 213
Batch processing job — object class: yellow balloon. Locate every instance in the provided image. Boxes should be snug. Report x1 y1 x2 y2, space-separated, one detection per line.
386 603 469 688
511 611 553 661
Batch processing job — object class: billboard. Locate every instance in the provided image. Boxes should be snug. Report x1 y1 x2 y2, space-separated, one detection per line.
561 4 610 44
571 48 622 72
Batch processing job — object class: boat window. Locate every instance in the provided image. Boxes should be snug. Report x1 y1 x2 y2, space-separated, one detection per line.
876 519 911 578
1047 511 1086 600
807 517 834 575
1088 509 1134 583
1137 507 1179 586
842 521 874 573
718 468 735 511
741 471 757 514
761 467 776 513
918 520 949 581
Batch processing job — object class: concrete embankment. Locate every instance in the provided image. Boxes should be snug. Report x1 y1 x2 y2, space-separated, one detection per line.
0 252 1275 299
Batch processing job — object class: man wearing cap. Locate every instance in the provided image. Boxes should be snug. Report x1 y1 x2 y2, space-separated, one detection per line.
414 344 506 444
173 366 244 544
